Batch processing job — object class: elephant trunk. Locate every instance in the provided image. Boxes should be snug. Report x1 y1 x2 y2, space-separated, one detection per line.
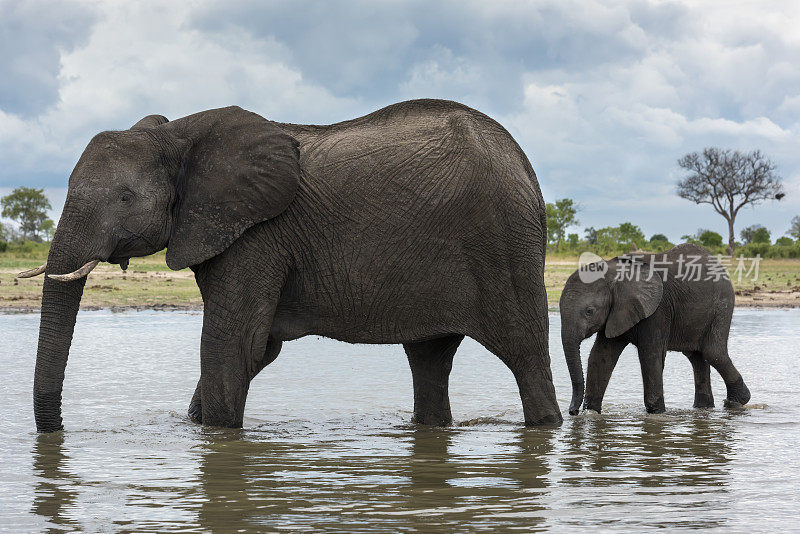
33 220 90 432
562 325 585 416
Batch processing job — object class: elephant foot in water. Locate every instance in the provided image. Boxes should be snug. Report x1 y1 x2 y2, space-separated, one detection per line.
645 395 666 414
188 399 202 424
693 392 715 409
723 376 751 409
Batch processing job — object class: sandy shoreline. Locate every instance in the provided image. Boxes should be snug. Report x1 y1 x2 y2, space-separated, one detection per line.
2 300 797 315
0 304 203 314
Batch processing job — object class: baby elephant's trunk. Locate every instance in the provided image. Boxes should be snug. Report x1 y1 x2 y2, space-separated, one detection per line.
561 325 584 415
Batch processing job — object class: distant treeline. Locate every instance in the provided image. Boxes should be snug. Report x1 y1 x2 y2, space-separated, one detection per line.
546 197 800 258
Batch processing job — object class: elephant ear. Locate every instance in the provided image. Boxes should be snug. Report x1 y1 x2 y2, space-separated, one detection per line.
605 258 664 338
164 106 300 270
131 114 169 130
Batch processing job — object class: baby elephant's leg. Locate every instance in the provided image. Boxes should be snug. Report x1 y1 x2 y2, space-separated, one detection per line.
637 338 667 414
583 335 628 413
703 345 750 408
684 351 714 408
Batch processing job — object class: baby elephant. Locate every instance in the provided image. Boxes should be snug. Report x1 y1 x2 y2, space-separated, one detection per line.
560 243 750 415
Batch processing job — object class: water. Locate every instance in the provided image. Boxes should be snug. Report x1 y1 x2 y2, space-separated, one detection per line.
1 309 798 531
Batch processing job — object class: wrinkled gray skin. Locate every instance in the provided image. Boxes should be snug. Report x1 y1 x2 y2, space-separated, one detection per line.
560 244 751 415
33 99 562 432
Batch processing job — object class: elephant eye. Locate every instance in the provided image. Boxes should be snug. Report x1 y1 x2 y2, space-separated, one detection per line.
120 191 133 203
585 307 595 317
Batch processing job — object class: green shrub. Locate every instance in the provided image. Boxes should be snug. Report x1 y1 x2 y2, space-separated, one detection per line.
737 242 770 257
698 230 723 249
734 242 800 258
646 239 675 252
566 233 579 248
741 224 771 244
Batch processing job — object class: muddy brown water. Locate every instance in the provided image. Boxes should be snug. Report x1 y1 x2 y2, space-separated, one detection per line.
1 309 798 531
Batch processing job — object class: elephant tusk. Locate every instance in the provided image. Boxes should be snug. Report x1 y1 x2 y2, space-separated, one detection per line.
17 263 47 278
48 260 101 282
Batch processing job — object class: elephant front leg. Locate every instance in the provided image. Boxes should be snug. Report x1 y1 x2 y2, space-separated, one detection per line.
201 350 249 428
192 259 284 428
189 336 282 424
404 335 464 426
198 314 276 428
583 334 628 413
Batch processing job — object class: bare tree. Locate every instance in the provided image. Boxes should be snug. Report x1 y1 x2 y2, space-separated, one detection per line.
677 147 783 255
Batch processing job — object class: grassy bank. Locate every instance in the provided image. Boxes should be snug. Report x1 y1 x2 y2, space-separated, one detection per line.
2 244 800 311
0 245 200 311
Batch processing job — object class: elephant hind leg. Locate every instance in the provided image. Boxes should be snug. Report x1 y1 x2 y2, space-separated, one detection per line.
188 382 203 424
404 334 463 426
702 345 750 408
684 351 714 409
188 336 283 424
475 327 562 426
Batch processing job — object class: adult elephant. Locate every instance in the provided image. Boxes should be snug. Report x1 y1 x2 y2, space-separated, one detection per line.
559 244 751 416
23 99 562 432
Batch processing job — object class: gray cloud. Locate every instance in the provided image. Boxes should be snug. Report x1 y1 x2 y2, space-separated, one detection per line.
0 0 96 116
190 0 651 112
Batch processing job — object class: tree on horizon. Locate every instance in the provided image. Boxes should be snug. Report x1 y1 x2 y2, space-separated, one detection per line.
546 198 579 248
0 187 53 242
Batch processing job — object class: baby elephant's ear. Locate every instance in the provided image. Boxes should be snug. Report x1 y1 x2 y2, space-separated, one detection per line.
605 260 663 338
164 106 300 270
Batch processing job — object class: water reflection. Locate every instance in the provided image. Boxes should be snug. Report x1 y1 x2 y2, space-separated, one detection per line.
28 416 736 531
31 433 80 531
187 425 559 532
563 414 732 485
404 427 456 503
558 413 734 529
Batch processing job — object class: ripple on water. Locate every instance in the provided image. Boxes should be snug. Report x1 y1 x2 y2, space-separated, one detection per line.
1 309 799 531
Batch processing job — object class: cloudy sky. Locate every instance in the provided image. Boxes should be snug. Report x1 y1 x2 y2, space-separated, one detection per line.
1 0 799 242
